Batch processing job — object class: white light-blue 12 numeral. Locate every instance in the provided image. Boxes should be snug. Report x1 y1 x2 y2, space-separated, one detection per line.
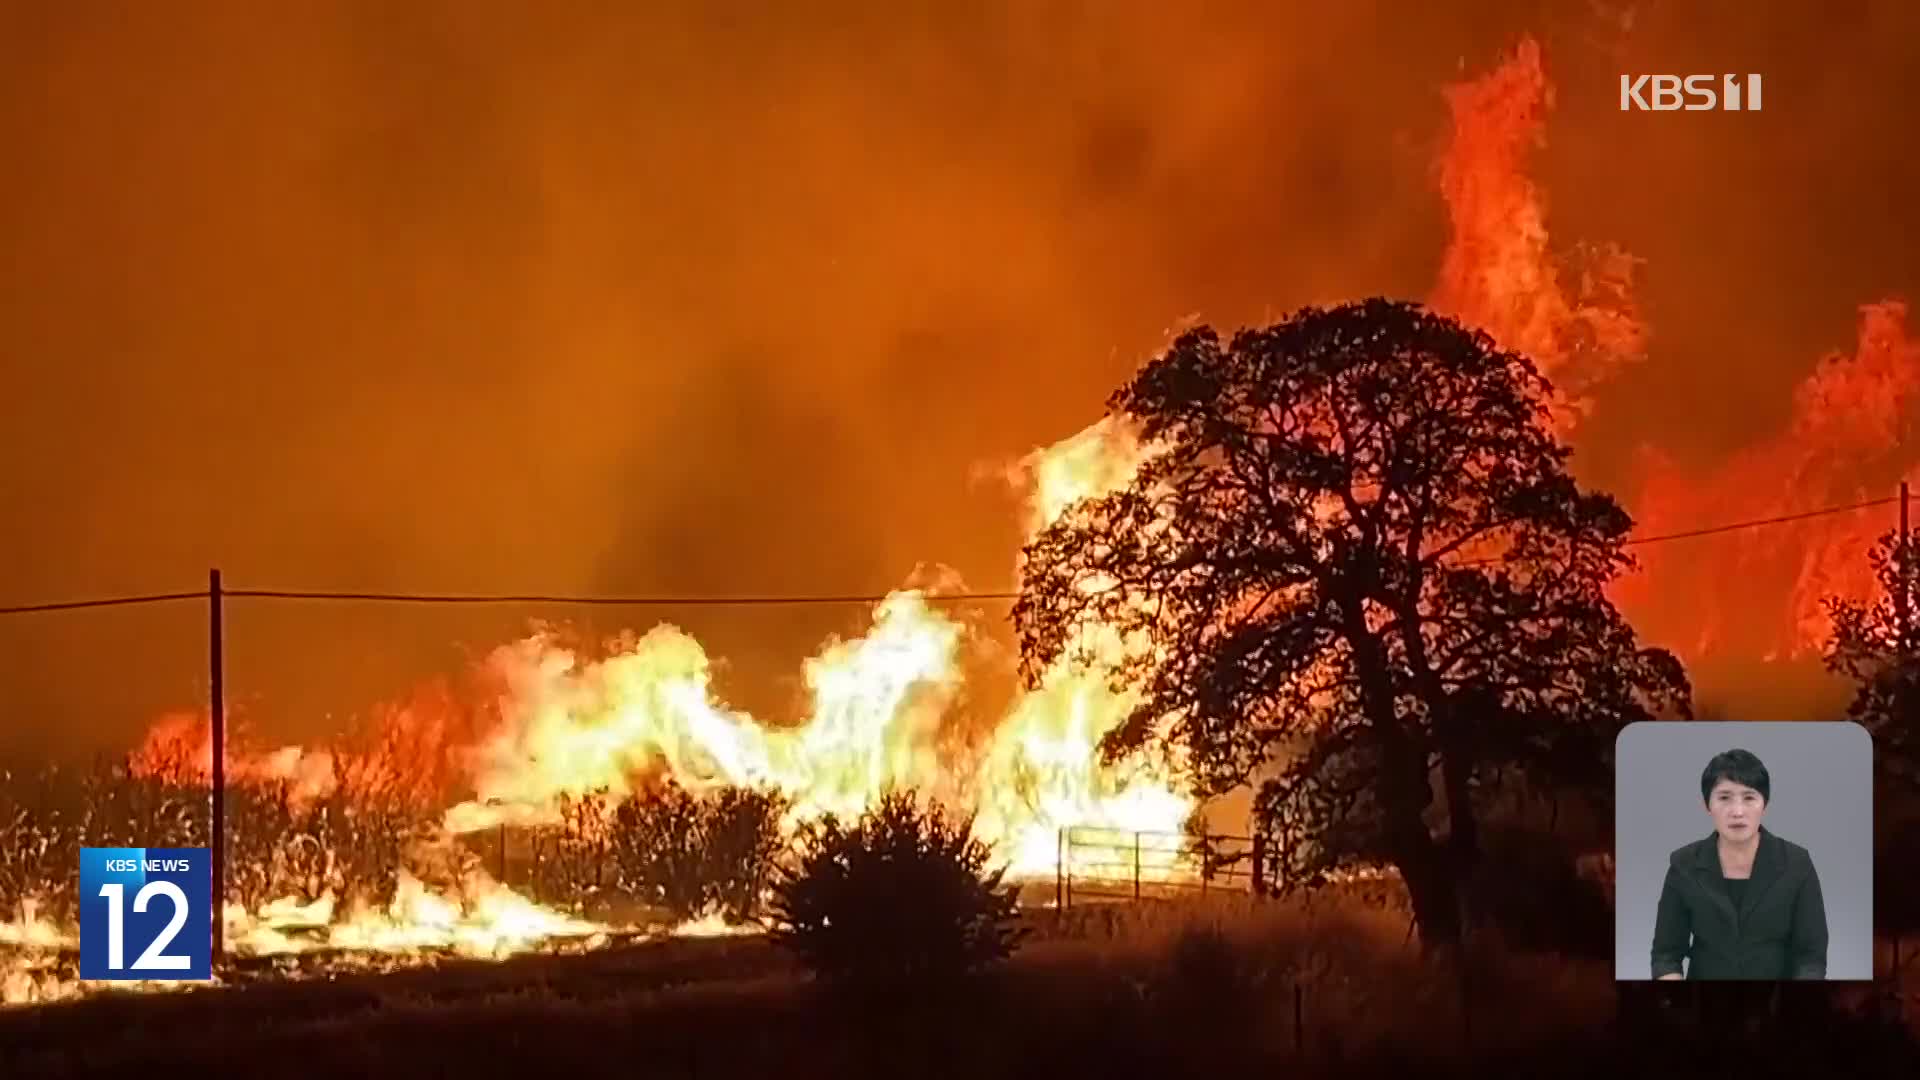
97 881 192 971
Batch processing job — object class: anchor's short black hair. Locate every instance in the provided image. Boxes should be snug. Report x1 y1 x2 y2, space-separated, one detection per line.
1700 748 1770 805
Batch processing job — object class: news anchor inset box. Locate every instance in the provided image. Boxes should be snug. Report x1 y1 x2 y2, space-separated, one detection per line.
1613 721 1873 982
79 847 213 981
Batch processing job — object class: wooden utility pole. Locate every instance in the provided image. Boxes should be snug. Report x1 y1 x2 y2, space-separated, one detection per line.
209 568 226 965
1900 482 1911 652
1895 483 1910 1002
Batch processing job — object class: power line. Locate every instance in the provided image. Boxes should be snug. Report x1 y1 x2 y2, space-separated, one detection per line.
1449 495 1903 567
223 588 1022 607
0 591 205 616
1622 495 1900 546
0 493 1904 614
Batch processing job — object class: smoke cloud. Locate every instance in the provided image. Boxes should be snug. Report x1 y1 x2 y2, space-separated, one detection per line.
2 1 1916 757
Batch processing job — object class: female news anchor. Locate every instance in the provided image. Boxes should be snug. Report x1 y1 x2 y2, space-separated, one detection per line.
1649 748 1829 980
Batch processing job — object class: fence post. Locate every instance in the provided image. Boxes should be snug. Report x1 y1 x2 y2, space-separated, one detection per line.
1252 833 1267 898
1889 930 1904 1022
1055 827 1064 910
1294 981 1304 1056
1133 831 1141 901
1459 944 1473 1055
1064 829 1072 911
208 568 225 966
1893 936 1908 1024
1198 828 1207 898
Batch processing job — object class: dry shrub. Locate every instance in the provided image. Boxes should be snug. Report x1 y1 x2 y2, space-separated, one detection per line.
527 783 790 924
0 762 438 926
769 791 1023 989
610 783 788 923
1024 890 1612 1063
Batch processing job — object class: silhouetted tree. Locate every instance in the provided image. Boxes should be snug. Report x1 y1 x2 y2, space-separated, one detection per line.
768 791 1022 989
1824 528 1920 951
1013 299 1689 947
1825 528 1920 792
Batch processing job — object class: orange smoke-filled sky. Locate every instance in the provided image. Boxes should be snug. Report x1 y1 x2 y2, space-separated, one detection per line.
3 1 1918 759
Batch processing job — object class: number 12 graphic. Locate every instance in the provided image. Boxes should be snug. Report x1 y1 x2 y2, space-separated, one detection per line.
95 880 194 971
79 847 212 981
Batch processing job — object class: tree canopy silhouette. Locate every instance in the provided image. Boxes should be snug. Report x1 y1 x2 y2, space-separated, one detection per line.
1825 528 1920 794
1012 298 1689 946
1824 528 1920 942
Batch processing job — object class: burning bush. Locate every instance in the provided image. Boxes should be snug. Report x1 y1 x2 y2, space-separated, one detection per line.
0 764 90 927
768 791 1023 989
0 760 442 931
525 784 788 925
687 787 790 922
609 783 789 924
224 783 439 912
0 763 208 927
531 790 617 904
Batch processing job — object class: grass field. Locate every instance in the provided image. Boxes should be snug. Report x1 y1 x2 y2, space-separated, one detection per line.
4 893 1916 1078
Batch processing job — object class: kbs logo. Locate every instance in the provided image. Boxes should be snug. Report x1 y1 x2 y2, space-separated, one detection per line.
79 847 213 981
1620 74 1762 111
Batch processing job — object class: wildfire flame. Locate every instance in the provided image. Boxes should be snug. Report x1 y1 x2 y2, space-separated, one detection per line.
439 410 1195 878
978 417 1192 876
3 403 1200 1008
1429 38 1916 668
1623 302 1920 661
442 588 971 833
9 36 1912 1008
131 710 340 806
1429 36 1648 433
233 870 608 959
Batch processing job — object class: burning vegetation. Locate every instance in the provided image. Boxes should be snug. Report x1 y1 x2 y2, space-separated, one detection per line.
0 401 1193 1005
3 34 1916 1018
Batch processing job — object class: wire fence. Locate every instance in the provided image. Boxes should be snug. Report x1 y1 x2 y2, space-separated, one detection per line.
1052 826 1412 911
1055 826 1260 907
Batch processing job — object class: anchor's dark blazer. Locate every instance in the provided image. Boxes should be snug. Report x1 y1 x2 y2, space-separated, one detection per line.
1649 825 1828 980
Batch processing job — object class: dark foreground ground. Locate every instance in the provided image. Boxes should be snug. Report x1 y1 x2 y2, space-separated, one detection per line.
3 900 1916 1079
